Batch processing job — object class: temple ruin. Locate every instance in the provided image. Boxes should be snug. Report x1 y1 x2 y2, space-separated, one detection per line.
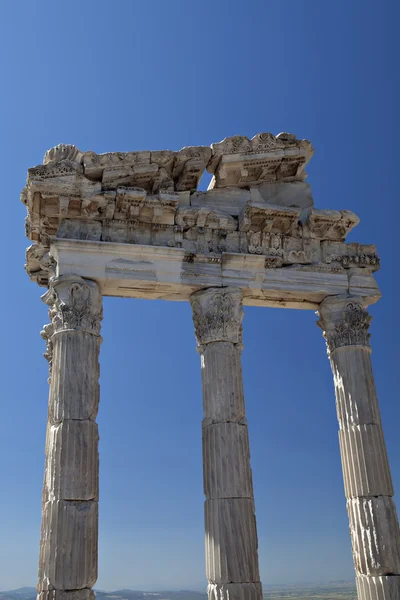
21 132 399 600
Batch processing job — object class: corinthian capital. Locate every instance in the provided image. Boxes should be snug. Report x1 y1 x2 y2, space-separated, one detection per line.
190 287 243 346
317 296 372 353
42 276 103 337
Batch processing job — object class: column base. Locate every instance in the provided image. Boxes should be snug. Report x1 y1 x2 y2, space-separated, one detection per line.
356 575 400 600
207 583 262 600
38 591 95 600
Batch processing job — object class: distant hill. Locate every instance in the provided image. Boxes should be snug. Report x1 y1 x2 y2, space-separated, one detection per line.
0 591 207 600
0 583 356 600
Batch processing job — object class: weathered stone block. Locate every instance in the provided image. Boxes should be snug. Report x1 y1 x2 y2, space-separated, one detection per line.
339 424 393 498
38 500 98 590
49 332 100 423
331 347 381 428
201 342 245 424
347 496 400 576
203 422 253 499
191 188 250 217
57 220 102 242
205 498 259 584
207 582 262 600
356 575 400 600
257 181 313 209
44 420 99 501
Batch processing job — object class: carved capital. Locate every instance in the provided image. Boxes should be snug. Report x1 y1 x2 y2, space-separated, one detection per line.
41 276 102 337
317 296 372 353
190 287 243 346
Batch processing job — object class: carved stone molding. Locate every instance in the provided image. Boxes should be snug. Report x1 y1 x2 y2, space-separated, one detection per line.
317 296 372 353
23 137 384 289
43 144 83 166
42 276 103 337
40 322 54 382
190 287 243 346
207 132 314 188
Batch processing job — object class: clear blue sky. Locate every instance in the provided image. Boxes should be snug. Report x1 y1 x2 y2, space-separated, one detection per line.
0 0 399 591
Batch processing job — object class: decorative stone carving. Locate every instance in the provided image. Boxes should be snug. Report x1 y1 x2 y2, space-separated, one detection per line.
42 276 102 337
190 287 243 346
23 136 383 299
207 132 314 188
40 323 54 382
82 146 211 193
317 297 372 352
239 202 301 235
308 209 359 241
328 254 380 268
25 244 51 286
176 207 237 231
43 144 84 166
322 239 380 271
264 256 283 269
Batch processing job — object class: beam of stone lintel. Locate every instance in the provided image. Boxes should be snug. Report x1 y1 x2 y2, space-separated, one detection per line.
38 276 102 596
190 287 262 600
48 239 381 308
317 297 400 600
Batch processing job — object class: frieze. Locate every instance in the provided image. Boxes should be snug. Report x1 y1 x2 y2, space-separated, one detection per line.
239 204 301 235
265 256 283 269
183 253 222 265
208 133 313 188
28 162 82 179
296 264 345 274
22 136 380 292
308 209 359 241
284 250 312 265
208 132 312 164
326 253 380 269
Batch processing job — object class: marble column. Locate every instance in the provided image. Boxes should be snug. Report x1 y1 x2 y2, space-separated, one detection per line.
317 296 400 600
190 287 262 600
38 276 103 600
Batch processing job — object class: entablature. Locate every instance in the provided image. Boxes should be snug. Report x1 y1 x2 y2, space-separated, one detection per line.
48 239 381 310
21 133 381 308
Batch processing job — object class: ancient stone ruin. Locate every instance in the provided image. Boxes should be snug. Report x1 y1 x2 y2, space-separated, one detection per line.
22 132 399 600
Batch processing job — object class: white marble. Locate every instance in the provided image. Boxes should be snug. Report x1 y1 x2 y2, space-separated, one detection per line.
190 288 262 600
38 277 102 597
20 134 394 600
318 297 400 599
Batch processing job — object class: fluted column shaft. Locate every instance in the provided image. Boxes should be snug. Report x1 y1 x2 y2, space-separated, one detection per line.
190 287 262 600
38 276 103 600
318 297 400 600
